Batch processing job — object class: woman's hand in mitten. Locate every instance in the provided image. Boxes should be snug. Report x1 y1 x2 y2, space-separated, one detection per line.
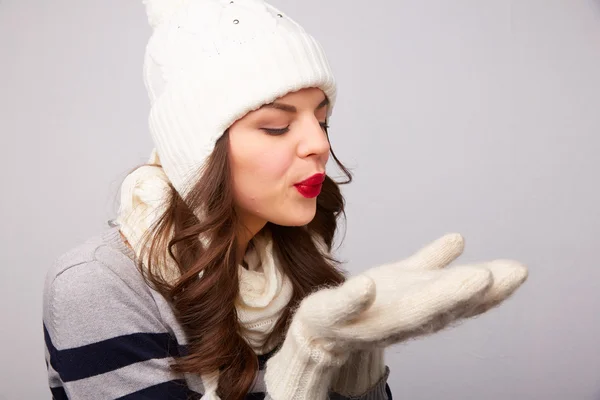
264 233 528 400
323 233 528 349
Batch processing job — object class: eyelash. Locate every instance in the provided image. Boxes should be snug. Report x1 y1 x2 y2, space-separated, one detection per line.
263 122 330 136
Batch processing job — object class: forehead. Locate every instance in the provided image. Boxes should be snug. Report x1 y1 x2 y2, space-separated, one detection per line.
231 87 328 127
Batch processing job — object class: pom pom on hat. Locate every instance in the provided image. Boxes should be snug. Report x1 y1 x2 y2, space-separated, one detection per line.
142 0 189 29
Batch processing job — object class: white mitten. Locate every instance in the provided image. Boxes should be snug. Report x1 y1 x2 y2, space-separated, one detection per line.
264 233 528 400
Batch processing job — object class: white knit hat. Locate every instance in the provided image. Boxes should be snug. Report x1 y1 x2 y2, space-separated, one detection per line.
141 0 337 196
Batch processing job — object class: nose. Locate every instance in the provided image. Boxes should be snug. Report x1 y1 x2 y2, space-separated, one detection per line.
297 117 330 160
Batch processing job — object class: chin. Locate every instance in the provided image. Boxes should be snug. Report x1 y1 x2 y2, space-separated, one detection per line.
273 215 316 227
271 205 317 227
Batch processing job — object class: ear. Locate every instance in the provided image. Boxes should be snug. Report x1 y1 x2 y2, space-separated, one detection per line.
142 0 189 29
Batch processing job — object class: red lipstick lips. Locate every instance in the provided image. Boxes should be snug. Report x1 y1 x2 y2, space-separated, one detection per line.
294 173 325 198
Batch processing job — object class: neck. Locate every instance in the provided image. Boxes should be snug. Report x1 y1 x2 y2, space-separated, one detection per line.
235 209 268 264
236 224 262 264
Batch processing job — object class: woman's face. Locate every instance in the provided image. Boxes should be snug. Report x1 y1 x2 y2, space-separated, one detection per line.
228 87 331 234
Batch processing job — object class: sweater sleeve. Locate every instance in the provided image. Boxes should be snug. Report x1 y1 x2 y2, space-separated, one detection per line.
262 348 392 400
43 257 201 400
329 348 392 400
263 371 392 400
329 368 392 400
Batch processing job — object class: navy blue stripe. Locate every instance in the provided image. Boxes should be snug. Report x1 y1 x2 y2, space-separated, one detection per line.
115 380 202 400
44 323 180 382
386 383 393 399
44 324 62 374
245 393 266 400
50 386 68 400
178 344 188 357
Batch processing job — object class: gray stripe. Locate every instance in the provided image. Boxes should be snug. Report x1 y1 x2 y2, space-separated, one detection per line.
250 368 266 392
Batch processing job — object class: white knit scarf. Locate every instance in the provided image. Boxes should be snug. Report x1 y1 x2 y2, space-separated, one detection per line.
115 150 293 399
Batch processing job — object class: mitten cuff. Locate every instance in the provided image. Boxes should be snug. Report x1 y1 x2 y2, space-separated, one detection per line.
264 321 348 400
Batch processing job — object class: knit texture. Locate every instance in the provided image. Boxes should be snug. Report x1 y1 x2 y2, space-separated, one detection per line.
264 234 528 400
280 234 528 354
263 274 381 400
116 153 299 398
331 348 387 397
116 150 293 354
142 0 337 196
42 226 392 399
114 152 391 399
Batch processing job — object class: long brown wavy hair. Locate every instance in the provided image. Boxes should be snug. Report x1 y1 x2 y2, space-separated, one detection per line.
132 127 352 399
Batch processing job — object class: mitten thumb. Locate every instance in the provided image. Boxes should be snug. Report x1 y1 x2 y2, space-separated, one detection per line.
299 275 376 333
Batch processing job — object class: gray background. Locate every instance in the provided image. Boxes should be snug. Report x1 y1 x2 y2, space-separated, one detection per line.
1 0 599 399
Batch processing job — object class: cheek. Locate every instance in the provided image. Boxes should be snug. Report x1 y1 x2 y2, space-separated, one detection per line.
231 143 295 208
250 150 292 180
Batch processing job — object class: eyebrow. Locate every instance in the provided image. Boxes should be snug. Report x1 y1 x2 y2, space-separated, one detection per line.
259 96 330 113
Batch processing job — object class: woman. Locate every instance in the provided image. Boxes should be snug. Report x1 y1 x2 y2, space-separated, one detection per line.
43 0 529 399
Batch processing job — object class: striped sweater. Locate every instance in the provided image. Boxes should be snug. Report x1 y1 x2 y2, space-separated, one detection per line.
43 226 393 399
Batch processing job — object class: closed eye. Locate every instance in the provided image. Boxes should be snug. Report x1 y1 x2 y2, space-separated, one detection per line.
263 122 329 136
